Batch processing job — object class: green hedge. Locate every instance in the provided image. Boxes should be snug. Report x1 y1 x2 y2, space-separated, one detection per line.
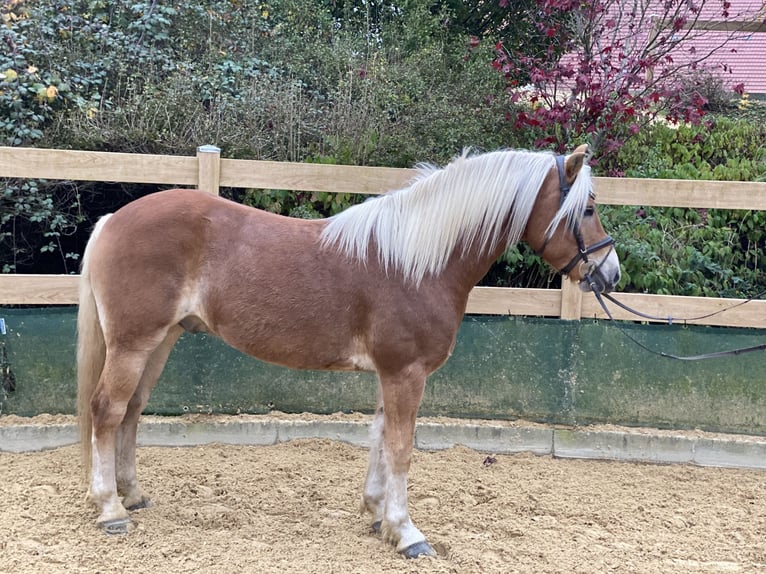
606 118 766 297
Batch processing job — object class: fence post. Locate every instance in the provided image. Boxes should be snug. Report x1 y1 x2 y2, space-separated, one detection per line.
196 144 221 195
559 279 583 320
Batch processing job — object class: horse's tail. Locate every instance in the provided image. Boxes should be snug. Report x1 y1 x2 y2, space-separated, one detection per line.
77 214 112 477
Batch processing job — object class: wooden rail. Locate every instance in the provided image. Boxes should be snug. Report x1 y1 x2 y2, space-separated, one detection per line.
1 145 765 328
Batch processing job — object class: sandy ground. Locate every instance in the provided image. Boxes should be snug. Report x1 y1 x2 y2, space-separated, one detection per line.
2 431 766 574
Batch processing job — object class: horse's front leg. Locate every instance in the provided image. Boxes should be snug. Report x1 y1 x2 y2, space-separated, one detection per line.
375 368 435 558
362 392 386 532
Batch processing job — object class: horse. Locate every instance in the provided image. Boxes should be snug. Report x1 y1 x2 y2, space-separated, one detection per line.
77 144 620 558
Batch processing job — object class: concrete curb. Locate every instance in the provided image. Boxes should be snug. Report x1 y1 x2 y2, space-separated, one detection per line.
2 418 766 470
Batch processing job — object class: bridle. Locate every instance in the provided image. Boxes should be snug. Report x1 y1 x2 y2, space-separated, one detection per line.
536 155 615 282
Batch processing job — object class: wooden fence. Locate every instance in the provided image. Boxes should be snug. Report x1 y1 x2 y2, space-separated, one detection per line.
1 145 765 329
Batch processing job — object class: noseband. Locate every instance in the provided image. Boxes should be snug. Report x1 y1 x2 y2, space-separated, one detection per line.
536 155 615 278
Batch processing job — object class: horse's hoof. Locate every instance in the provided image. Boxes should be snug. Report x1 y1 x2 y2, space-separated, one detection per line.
371 521 382 534
126 498 152 511
99 517 133 536
401 541 436 559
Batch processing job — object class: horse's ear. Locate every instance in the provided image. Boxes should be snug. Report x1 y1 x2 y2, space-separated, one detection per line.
572 143 589 155
565 145 589 185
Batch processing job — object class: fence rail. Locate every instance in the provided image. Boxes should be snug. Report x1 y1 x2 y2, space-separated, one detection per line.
1 145 765 329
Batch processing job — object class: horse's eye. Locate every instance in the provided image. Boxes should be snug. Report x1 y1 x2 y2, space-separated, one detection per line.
584 206 595 217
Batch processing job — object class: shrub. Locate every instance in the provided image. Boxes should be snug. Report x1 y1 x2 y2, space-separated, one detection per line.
603 117 766 297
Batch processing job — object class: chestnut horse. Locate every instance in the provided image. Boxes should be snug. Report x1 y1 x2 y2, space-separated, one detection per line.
77 145 620 557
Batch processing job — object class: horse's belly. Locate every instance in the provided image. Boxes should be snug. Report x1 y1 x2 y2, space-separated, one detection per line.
237 344 376 373
213 325 376 373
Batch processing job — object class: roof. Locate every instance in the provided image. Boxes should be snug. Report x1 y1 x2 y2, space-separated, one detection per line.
655 0 766 94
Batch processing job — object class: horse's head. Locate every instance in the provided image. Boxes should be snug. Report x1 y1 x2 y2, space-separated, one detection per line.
525 144 621 293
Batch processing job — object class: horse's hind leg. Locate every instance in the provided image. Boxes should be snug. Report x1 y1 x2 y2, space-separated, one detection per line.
116 326 182 511
376 367 435 558
87 347 153 533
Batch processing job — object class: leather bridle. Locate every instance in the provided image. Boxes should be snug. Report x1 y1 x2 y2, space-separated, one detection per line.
536 155 615 281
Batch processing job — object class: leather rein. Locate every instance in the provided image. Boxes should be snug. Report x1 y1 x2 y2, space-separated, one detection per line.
587 283 766 361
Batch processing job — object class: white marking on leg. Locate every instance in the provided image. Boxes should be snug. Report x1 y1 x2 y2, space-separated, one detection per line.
90 433 109 498
362 412 386 522
383 470 427 552
90 427 129 524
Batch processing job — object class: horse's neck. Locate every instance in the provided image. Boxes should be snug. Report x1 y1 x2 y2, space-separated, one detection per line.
439 232 513 299
437 172 541 294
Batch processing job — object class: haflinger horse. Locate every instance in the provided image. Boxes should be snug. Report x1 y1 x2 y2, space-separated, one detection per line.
77 144 620 558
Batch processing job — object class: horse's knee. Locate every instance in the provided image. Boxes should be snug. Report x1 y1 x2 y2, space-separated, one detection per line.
383 439 414 475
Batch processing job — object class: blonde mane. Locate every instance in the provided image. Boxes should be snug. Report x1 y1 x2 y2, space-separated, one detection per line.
320 148 593 285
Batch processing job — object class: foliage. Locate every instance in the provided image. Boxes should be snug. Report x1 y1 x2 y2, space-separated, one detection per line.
603 118 766 297
493 0 750 169
603 204 765 297
617 117 766 179
0 0 516 273
484 0 766 296
0 179 83 273
0 0 82 271
0 1 67 146
328 0 548 62
480 114 766 295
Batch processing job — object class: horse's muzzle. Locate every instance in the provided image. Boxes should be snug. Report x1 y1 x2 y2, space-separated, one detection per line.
580 267 621 294
578 250 621 294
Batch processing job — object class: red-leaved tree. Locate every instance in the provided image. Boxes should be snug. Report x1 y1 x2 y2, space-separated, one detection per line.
494 0 757 171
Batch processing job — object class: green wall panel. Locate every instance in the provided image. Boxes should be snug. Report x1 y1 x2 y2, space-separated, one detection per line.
1 307 764 435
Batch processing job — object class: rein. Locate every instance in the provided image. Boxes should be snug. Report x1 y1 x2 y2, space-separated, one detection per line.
586 277 766 361
601 288 766 324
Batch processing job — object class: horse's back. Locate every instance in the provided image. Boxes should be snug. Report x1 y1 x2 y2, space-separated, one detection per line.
91 188 323 277
88 189 231 311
